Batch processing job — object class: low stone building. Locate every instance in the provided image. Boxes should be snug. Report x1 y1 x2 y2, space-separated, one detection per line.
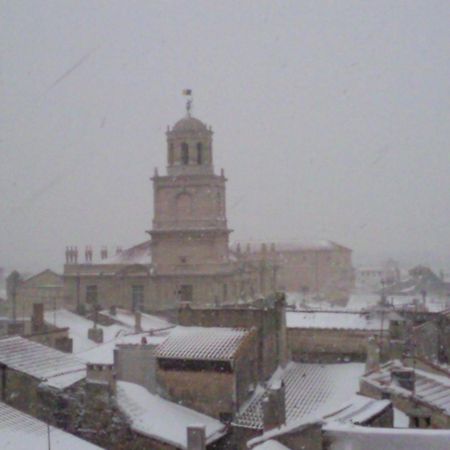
155 326 258 420
286 310 390 362
177 294 288 381
6 269 65 319
360 360 450 429
233 241 354 302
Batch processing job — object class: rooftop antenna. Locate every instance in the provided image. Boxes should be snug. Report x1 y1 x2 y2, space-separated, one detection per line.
182 89 193 116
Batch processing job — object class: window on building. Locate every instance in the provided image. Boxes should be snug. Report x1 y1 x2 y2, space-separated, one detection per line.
179 284 193 303
196 142 203 164
181 142 189 165
86 285 98 304
132 285 144 312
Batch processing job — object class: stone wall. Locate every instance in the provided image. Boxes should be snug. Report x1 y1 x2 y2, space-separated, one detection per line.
114 343 158 392
157 366 235 419
288 328 379 362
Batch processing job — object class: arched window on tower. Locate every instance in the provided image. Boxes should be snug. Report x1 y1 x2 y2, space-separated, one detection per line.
196 142 203 165
181 143 189 165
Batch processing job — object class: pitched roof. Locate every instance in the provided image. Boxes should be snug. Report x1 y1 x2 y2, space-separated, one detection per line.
234 362 364 430
116 381 226 449
0 336 86 389
155 327 251 361
0 402 103 450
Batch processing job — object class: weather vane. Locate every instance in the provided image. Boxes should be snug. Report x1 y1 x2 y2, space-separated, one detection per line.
182 89 193 116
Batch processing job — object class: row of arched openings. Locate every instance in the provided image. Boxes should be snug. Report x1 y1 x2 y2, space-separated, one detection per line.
169 142 204 165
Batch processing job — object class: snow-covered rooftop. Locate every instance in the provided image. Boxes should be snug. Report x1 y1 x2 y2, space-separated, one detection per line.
0 336 86 389
100 308 171 332
323 395 391 425
44 308 175 363
362 360 450 415
116 381 226 449
155 327 251 361
0 401 103 450
44 309 130 353
101 241 151 265
252 440 292 450
286 311 388 331
324 422 450 450
234 362 365 430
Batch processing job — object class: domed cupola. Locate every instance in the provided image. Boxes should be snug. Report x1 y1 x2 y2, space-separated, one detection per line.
166 95 214 176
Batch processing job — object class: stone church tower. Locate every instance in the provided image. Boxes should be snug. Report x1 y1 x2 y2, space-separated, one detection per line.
150 110 235 305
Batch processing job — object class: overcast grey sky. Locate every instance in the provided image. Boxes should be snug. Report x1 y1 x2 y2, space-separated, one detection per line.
1 0 450 272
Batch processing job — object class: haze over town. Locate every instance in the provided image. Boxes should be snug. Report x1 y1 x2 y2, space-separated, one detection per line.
2 0 450 272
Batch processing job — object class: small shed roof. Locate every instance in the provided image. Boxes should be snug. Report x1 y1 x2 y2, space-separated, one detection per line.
155 327 251 362
0 336 86 389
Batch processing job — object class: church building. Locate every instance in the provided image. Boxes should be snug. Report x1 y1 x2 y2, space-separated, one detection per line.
63 104 277 313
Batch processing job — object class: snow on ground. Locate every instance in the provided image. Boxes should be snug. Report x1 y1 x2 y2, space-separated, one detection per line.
116 381 226 449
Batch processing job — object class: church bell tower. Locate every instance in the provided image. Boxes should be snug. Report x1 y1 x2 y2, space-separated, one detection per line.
150 96 232 296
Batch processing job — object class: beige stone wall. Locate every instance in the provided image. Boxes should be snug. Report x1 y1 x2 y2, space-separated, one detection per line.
288 328 380 362
276 247 354 300
8 270 64 318
63 265 154 311
157 367 235 419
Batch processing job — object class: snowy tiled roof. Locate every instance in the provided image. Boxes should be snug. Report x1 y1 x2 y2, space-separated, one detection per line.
155 327 251 361
0 402 103 450
286 311 388 331
234 362 365 430
116 381 226 449
362 360 450 415
0 336 86 389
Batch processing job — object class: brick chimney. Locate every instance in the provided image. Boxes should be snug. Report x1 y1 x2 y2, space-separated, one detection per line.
135 311 142 333
366 335 380 372
187 425 206 450
32 303 44 332
262 381 286 431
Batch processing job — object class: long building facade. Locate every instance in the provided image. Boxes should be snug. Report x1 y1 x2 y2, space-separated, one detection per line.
62 107 353 314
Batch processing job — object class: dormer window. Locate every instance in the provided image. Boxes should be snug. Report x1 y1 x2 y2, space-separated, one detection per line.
181 143 189 165
196 142 203 164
